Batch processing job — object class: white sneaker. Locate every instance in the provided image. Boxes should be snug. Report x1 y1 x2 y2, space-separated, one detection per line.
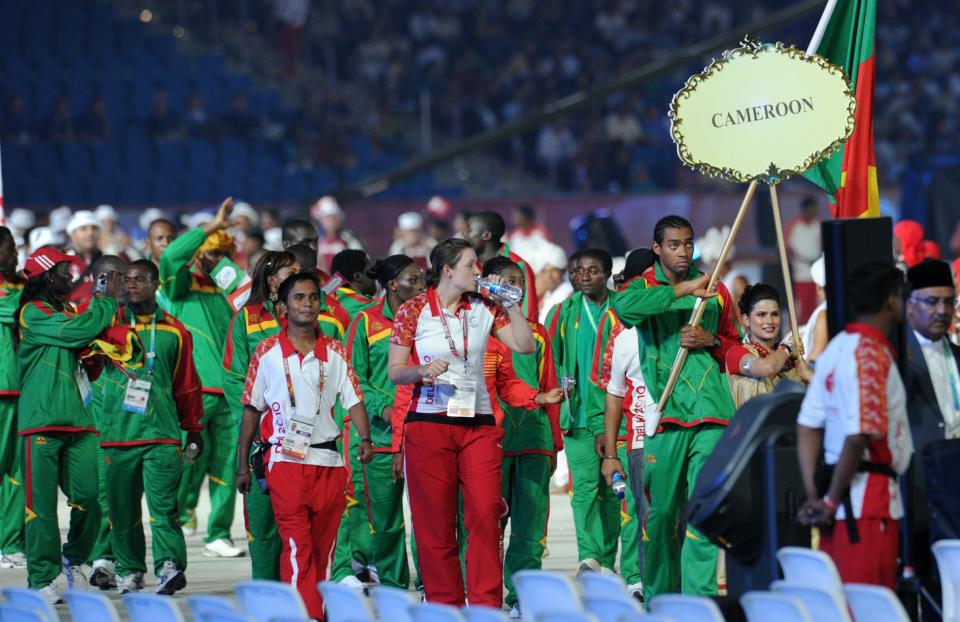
338 575 365 590
89 559 117 590
62 555 87 591
181 512 198 537
366 564 380 584
116 573 145 595
509 603 522 619
599 566 617 577
0 552 26 569
202 539 245 558
627 581 644 603
37 584 63 605
576 558 601 575
156 561 186 595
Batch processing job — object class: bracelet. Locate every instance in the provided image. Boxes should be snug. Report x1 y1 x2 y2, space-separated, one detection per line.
602 456 620 461
822 495 838 512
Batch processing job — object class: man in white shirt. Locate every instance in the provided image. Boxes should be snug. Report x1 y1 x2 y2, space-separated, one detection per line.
536 244 573 324
796 262 912 588
237 272 373 620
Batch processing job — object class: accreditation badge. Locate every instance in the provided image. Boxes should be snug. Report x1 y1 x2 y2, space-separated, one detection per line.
122 372 153 415
281 413 316 460
447 379 477 418
75 364 93 407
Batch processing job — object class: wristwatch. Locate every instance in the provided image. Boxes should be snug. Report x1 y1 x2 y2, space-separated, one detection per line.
711 335 721 349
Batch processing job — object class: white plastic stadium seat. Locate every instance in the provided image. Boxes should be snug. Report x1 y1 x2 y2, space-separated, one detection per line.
512 570 582 620
369 586 416 622
933 539 960 622
462 605 509 622
0 587 59 622
581 595 642 620
842 584 910 622
578 573 631 600
186 595 236 620
408 603 465 622
648 594 724 622
776 547 842 591
317 581 376 622
235 580 309 622
740 591 811 622
64 590 121 622
771 580 851 622
123 593 187 622
0 603 47 622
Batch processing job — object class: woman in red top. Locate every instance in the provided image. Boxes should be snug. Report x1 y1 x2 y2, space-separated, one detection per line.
387 239 535 607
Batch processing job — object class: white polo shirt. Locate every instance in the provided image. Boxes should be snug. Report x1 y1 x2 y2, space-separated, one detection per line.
797 323 913 520
598 325 655 450
391 287 510 416
242 331 363 468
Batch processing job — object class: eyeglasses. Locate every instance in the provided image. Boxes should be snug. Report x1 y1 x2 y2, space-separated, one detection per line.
909 295 958 309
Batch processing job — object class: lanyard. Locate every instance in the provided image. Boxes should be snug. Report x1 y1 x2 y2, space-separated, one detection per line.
130 313 157 374
282 354 325 415
942 339 960 411
581 295 606 334
437 305 470 368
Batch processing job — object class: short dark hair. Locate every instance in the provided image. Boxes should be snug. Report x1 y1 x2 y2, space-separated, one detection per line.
622 248 656 282
578 248 613 274
428 238 472 287
515 204 534 219
653 215 694 245
847 262 904 317
481 255 519 277
277 271 321 306
469 211 506 241
568 249 585 267
738 283 780 316
0 226 12 246
282 219 317 246
128 258 159 282
287 243 317 272
92 254 127 275
331 249 369 279
148 218 177 233
368 254 415 289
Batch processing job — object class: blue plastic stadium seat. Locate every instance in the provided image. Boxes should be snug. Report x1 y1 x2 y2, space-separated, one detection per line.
59 142 93 178
155 141 186 175
150 175 183 205
279 170 310 203
26 143 60 177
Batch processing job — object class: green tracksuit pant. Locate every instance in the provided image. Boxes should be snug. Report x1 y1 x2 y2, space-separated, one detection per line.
243 445 281 580
0 399 23 555
178 394 238 543
643 424 723 599
23 432 100 588
502 453 552 606
105 444 187 576
364 451 409 588
331 423 373 581
616 443 642 586
566 428 620 568
88 445 113 564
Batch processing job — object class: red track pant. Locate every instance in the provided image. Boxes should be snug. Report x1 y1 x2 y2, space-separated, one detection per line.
820 517 899 589
405 421 507 607
267 462 346 619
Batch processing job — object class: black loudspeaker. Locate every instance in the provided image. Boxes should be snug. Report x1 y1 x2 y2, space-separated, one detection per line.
687 384 810 599
820 217 894 338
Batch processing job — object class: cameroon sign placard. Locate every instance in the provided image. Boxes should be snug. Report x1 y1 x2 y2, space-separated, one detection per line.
669 37 856 184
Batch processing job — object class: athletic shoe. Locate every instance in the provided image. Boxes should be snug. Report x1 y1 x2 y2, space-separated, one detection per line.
202 538 245 558
627 581 644 603
61 555 87 591
89 559 117 590
0 552 27 569
366 564 380 584
117 573 145 594
181 512 198 537
38 584 63 605
338 575 365 590
576 558 600 575
509 603 522 619
599 566 617 577
156 561 187 595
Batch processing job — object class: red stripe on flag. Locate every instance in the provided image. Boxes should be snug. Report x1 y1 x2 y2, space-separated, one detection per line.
834 53 879 219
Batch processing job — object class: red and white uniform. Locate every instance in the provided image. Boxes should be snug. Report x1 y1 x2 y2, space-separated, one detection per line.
597 325 655 451
242 331 364 619
797 322 913 587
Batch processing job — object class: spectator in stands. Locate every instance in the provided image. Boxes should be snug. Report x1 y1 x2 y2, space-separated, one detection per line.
222 93 258 139
273 0 309 78
389 212 432 268
467 211 539 322
47 95 75 143
65 210 104 304
185 94 213 138
797 263 912 589
536 243 573 324
536 120 577 189
786 196 823 323
147 88 182 141
605 100 643 147
314 197 365 273
146 219 177 266
76 94 112 142
2 94 35 144
506 204 552 262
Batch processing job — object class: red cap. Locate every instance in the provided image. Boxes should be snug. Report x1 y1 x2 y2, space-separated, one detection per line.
22 246 79 279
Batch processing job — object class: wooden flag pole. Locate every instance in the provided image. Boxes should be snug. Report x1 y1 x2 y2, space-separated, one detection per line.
768 183 805 358
656 179 759 413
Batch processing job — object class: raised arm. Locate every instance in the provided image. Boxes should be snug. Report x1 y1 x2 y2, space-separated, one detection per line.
19 297 118 348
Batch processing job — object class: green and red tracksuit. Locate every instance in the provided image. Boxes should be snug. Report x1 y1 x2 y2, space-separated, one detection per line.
498 244 540 322
222 297 349 580
17 296 118 588
613 265 739 598
0 276 24 557
160 227 237 543
545 290 621 570
494 323 563 607
97 305 203 578
345 299 410 587
329 286 376 582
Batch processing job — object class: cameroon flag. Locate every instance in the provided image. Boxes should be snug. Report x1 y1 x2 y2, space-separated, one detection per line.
802 0 879 219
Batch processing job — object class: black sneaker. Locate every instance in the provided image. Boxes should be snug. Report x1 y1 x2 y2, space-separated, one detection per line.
156 561 186 595
89 561 117 590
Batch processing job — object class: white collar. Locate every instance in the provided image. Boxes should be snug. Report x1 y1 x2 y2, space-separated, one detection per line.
913 329 945 349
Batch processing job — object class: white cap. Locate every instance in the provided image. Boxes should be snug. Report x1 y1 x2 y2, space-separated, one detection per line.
397 212 423 231
66 210 101 236
29 227 62 250
539 243 568 271
317 195 343 218
49 206 73 233
139 207 166 232
94 204 118 222
811 254 826 287
8 208 35 231
696 225 734 266
183 212 214 230
426 195 451 218
263 227 283 251
231 201 259 226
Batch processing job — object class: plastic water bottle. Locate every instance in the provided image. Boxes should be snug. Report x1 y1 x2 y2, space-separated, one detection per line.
611 472 627 499
475 277 523 304
184 442 200 465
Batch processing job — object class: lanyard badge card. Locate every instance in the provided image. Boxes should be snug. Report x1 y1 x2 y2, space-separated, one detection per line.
123 316 156 414
279 356 323 459
438 309 476 417
75 362 93 407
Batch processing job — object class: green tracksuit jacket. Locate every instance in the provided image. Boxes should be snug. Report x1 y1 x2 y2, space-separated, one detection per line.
0 275 24 555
